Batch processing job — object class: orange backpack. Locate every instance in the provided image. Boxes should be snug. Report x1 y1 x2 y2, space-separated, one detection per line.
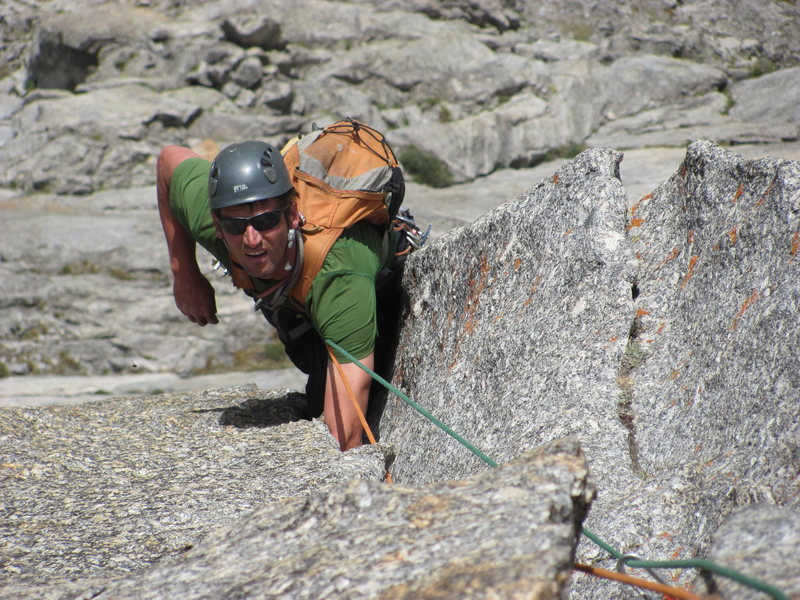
281 118 404 307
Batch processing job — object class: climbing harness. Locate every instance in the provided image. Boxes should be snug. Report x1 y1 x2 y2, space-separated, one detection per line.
324 338 791 600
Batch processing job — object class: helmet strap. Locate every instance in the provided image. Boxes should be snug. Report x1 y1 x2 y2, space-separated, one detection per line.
285 229 296 270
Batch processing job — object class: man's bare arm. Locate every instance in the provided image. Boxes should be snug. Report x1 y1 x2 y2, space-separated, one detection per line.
323 352 374 450
156 146 219 326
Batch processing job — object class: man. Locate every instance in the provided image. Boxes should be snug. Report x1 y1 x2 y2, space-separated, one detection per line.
157 139 397 450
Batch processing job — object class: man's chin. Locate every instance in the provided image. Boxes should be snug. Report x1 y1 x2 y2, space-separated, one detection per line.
241 256 280 280
247 267 280 280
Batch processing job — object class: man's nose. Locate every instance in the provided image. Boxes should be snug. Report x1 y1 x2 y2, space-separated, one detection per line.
242 224 261 245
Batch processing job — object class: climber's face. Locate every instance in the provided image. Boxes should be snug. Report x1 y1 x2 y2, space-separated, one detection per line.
213 197 299 280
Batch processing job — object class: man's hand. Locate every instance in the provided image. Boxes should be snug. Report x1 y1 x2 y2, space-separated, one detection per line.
173 268 219 326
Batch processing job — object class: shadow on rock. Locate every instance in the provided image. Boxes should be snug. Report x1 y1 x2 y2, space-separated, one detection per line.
203 392 309 428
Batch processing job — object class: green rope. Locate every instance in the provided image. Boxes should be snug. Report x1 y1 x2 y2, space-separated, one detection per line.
579 530 788 600
625 558 787 600
325 340 497 467
325 339 789 600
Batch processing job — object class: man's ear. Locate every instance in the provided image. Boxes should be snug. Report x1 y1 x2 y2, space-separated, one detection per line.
211 212 224 239
286 199 301 229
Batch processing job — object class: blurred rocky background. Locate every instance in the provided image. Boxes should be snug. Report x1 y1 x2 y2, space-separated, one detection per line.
1 0 799 399
1 1 799 598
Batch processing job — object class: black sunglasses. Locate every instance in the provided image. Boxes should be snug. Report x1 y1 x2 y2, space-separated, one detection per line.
218 207 286 236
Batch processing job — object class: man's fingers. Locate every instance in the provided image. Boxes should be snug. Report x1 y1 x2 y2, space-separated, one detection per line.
185 312 218 326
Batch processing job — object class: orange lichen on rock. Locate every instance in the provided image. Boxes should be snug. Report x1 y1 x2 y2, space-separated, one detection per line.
681 255 699 289
728 225 739 245
731 289 760 330
479 255 489 275
791 231 799 257
660 247 680 267
755 174 777 207
731 182 744 204
629 194 652 215
627 218 644 231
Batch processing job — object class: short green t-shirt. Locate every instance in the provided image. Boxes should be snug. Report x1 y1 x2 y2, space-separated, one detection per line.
169 157 383 362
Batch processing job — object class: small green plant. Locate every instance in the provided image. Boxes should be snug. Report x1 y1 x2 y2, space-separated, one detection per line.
109 267 135 281
0 362 9 378
616 333 649 479
60 259 101 276
751 56 778 78
19 322 49 340
559 21 594 42
721 88 735 115
620 336 647 373
264 341 287 364
58 350 83 374
419 97 453 122
543 142 588 163
398 145 454 188
228 340 292 371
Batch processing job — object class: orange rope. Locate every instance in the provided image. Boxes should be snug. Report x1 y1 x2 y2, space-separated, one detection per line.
574 563 703 600
327 346 393 483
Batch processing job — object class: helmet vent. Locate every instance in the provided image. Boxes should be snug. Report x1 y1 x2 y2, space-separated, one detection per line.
208 163 219 197
261 150 277 182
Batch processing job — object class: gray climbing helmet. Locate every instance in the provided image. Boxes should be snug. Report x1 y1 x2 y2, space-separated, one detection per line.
207 141 294 210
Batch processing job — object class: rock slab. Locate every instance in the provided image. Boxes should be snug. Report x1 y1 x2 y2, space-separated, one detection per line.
2 437 593 600
0 386 388 589
381 142 800 599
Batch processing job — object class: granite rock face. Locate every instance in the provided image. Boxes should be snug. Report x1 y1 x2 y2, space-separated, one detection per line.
627 140 799 507
381 142 800 598
1 430 593 600
0 386 389 589
1 1 799 598
697 504 800 599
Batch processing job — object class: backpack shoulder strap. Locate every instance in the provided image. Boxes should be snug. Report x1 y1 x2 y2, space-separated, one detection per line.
289 226 342 308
